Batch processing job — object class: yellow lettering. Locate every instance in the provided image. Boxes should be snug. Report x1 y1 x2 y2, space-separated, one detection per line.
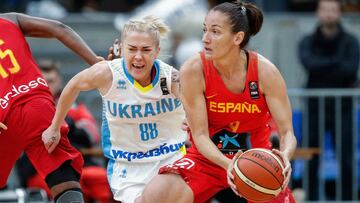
0 38 21 79
226 102 234 113
232 103 241 113
252 104 261 113
242 102 251 113
218 103 225 113
209 101 217 112
208 101 262 114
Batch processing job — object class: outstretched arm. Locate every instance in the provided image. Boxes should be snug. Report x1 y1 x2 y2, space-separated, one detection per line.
0 12 99 65
42 61 112 153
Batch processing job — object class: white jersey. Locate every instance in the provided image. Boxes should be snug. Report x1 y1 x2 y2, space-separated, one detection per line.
101 58 186 164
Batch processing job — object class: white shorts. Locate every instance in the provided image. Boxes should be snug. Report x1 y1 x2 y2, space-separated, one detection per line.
108 151 184 203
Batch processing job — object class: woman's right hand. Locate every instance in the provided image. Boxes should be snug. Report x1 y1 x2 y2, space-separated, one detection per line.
227 150 243 197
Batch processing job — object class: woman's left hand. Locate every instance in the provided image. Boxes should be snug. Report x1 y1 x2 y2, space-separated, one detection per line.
272 149 292 190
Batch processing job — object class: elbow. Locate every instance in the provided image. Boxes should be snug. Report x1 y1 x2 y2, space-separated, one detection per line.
53 21 73 38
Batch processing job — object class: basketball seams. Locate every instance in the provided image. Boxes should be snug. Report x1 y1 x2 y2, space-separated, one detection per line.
233 159 281 196
240 157 283 188
245 148 285 187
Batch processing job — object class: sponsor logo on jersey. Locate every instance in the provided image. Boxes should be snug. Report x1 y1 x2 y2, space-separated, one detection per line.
117 79 126 89
0 77 48 109
249 81 260 99
111 142 185 162
119 168 127 178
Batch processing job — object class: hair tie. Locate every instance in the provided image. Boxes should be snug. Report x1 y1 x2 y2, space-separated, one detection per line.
241 6 247 15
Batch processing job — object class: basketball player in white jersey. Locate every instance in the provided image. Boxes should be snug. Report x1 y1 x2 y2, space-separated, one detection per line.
42 16 187 203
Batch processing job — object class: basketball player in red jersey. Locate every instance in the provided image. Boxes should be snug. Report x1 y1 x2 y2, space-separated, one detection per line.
136 1 297 203
0 13 101 203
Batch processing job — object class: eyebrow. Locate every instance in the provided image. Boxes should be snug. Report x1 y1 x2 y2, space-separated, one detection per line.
127 44 152 49
203 23 222 29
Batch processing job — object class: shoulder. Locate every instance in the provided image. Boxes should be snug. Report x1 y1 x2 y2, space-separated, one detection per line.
257 53 282 92
0 13 19 26
84 60 112 82
155 59 173 68
91 60 110 74
180 54 203 76
257 53 279 78
179 54 205 92
343 30 359 44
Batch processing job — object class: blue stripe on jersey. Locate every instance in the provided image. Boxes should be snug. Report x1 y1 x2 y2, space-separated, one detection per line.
122 59 134 84
107 159 115 183
101 100 112 159
152 60 160 86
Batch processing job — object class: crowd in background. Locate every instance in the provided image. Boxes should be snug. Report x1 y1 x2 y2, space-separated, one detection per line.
1 0 360 14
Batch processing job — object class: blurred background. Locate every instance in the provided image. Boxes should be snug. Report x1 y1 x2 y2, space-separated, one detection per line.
2 0 360 202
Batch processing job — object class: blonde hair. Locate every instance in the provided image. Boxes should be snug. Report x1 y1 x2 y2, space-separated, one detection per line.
121 15 170 48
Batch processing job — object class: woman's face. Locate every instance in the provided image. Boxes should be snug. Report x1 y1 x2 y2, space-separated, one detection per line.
202 10 239 59
121 31 160 86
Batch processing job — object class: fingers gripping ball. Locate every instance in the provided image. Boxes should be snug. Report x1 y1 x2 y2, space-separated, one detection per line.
232 148 285 202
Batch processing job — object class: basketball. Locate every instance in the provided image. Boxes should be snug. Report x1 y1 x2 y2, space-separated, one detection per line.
232 148 285 202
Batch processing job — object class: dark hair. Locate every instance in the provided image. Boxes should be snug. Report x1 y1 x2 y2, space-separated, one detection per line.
212 0 263 48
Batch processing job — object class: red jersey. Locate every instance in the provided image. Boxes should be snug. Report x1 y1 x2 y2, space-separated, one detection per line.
188 51 272 158
0 18 53 122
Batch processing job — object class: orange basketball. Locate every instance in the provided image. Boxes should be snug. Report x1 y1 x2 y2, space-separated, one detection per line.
231 148 285 202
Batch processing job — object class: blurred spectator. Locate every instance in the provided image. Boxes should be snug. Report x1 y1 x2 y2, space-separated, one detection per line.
100 0 146 12
173 36 202 68
298 0 359 200
57 0 101 12
26 0 67 18
56 0 146 13
16 59 112 203
0 0 29 13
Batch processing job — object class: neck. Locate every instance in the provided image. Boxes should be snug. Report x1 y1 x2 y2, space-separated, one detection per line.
213 49 246 78
321 23 339 38
137 66 156 87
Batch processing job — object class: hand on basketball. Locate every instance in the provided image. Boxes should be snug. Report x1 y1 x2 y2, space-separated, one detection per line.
227 150 243 196
0 122 7 134
42 126 61 153
272 149 292 190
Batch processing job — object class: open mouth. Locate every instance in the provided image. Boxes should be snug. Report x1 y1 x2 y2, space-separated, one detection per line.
132 64 145 69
